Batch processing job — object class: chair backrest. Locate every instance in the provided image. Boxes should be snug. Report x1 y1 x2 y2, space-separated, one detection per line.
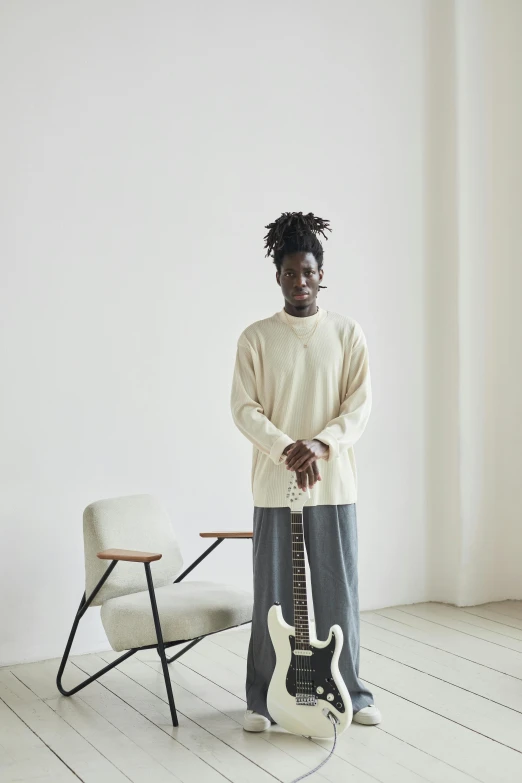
83 494 183 606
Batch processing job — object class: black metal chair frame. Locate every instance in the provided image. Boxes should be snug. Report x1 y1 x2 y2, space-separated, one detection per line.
56 537 251 726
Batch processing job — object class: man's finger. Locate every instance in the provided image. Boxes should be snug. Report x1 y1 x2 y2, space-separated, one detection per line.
286 442 303 458
286 445 306 470
287 448 310 471
290 453 313 472
311 462 321 482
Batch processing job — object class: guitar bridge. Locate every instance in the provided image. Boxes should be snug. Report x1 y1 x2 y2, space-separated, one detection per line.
296 693 317 707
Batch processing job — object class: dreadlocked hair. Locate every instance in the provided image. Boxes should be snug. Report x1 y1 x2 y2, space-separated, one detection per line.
263 211 331 272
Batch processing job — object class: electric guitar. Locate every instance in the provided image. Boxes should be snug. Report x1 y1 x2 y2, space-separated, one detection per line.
266 473 353 738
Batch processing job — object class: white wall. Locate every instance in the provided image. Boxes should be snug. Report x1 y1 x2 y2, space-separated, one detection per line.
426 0 522 605
0 0 428 665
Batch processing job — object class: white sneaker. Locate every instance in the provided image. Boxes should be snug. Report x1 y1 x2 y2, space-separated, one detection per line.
353 704 382 725
243 710 271 732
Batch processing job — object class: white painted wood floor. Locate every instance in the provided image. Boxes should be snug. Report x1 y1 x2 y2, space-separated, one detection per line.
3 601 522 783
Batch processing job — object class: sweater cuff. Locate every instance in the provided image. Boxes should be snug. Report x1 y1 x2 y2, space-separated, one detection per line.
314 433 340 460
270 434 295 465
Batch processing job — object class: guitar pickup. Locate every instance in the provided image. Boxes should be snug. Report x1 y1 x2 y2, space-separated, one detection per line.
293 649 313 656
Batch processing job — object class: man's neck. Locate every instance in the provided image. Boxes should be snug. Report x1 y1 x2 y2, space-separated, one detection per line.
283 300 319 317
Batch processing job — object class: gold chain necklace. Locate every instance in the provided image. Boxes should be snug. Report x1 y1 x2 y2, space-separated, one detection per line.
283 306 321 348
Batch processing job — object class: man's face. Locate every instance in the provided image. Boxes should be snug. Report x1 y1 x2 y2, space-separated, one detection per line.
276 252 323 309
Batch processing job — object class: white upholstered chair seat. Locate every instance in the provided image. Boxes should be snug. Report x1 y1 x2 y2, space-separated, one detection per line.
101 580 253 652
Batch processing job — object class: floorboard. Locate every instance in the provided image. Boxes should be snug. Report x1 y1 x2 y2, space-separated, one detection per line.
2 601 522 783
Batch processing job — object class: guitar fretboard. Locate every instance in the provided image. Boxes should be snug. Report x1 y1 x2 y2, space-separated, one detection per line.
291 511 310 649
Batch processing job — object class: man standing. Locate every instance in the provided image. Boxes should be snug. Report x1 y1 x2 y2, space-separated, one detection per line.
231 212 381 731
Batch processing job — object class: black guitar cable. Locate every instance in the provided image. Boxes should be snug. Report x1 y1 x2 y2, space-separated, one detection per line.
289 712 339 783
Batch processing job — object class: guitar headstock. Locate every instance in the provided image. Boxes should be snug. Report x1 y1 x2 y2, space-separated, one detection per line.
285 473 311 512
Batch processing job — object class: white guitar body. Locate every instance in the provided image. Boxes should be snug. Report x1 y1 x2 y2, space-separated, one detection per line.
266 474 353 739
267 606 352 738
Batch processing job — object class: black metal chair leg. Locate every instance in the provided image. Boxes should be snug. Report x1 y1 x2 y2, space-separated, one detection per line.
165 636 202 664
144 562 179 727
57 562 129 696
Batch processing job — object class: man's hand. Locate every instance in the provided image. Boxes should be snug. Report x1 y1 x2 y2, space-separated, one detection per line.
283 439 330 472
297 461 322 491
282 440 329 491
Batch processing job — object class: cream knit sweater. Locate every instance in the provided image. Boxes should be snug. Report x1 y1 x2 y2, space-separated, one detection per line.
230 307 372 507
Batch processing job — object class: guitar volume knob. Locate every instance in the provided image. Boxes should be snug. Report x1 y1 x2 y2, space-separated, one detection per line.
316 686 324 695
327 693 334 702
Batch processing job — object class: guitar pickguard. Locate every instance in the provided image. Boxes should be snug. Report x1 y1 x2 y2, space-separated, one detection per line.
285 634 346 714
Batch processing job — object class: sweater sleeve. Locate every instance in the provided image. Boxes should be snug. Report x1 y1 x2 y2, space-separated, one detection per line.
231 338 294 465
313 322 372 460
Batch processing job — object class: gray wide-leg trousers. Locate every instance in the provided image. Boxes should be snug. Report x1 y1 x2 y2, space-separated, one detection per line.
246 503 374 720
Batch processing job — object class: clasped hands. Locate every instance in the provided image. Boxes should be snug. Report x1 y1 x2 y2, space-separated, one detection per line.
282 439 329 491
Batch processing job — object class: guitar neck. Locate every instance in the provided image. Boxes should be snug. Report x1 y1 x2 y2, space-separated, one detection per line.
291 510 310 649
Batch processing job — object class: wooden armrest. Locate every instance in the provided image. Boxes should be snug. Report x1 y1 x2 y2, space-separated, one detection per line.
97 548 162 563
199 531 253 539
